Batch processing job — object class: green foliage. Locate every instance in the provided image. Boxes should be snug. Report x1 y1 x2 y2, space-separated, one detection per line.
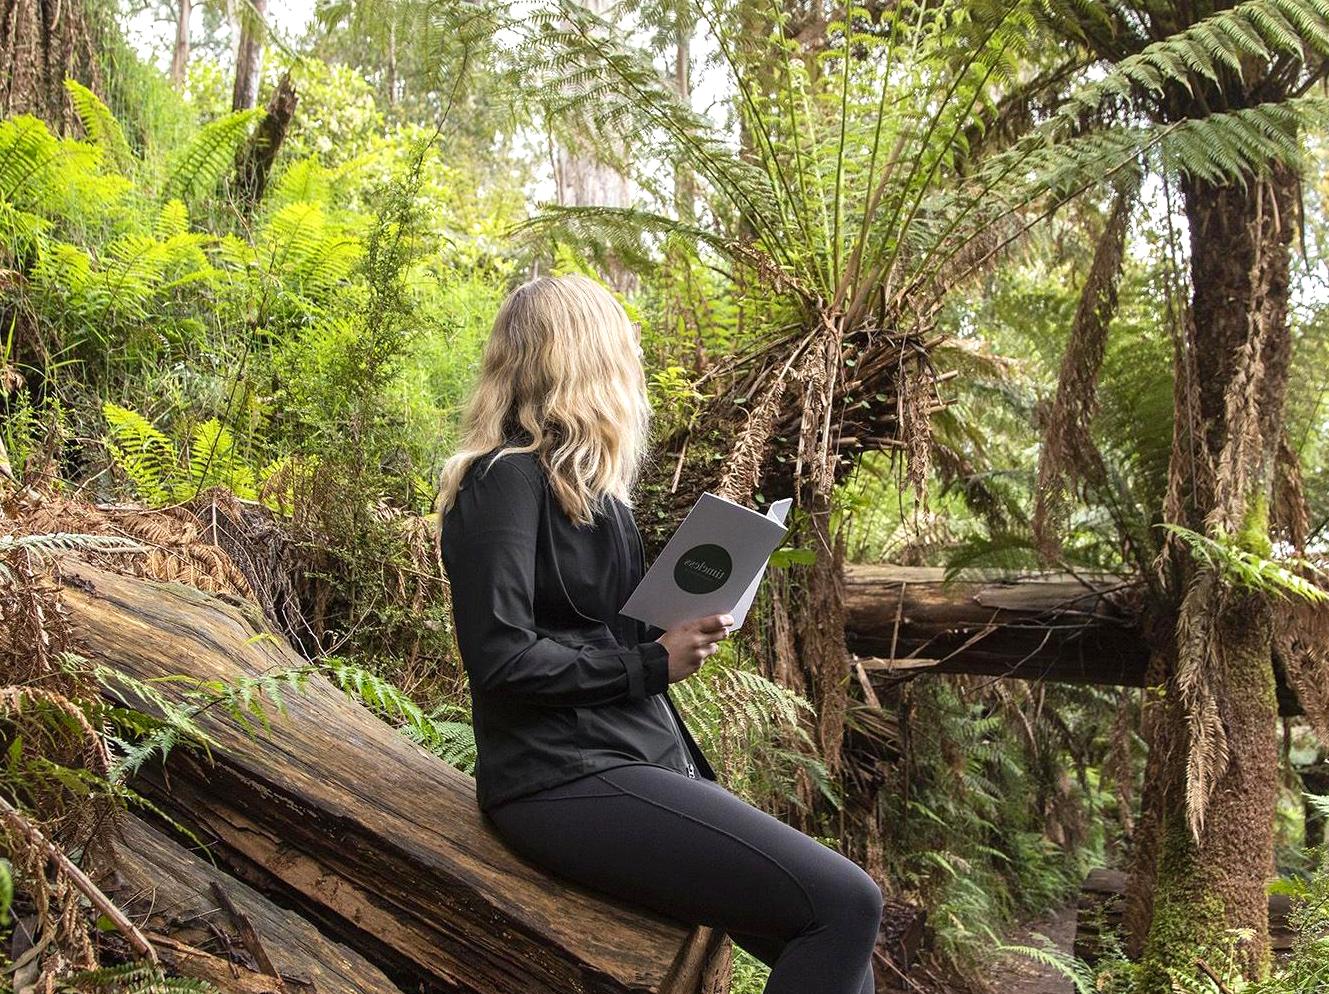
1160 524 1329 603
53 958 220 992
996 933 1098 994
102 402 269 506
163 107 264 203
0 857 11 927
323 657 478 772
671 645 824 807
64 79 134 174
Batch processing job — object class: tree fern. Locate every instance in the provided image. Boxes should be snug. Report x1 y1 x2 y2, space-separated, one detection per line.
1046 0 1329 126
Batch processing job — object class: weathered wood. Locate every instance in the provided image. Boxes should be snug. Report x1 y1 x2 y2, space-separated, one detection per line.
843 566 1149 686
98 815 400 993
842 566 1304 715
1072 868 1294 965
59 558 728 994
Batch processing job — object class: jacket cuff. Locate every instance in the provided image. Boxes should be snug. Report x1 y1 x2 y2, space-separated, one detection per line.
623 640 671 700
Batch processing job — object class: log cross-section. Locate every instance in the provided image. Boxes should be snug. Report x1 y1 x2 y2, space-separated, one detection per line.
59 559 728 994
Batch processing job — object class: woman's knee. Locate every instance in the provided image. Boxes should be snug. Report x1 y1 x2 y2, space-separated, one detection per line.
812 862 882 945
844 865 884 928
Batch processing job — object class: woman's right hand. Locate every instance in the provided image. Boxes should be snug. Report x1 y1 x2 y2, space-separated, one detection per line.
656 613 733 684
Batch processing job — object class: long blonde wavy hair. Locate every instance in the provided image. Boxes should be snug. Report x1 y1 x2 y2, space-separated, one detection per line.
435 273 655 529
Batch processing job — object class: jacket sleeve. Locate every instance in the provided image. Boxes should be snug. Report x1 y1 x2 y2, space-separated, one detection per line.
441 455 671 707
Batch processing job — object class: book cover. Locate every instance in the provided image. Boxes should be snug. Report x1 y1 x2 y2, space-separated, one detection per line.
620 492 793 633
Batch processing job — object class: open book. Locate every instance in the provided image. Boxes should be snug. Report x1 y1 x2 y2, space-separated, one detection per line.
620 492 793 633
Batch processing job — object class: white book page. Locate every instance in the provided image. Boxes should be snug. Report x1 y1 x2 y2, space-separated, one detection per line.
620 493 792 633
725 497 792 630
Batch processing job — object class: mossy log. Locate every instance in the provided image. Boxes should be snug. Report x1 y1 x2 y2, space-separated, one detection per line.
59 558 732 994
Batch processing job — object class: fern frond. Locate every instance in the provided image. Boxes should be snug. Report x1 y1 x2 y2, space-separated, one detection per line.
164 108 264 202
63 78 134 174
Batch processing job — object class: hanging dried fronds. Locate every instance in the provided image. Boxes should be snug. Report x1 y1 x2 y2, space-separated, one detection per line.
1273 572 1329 742
1173 569 1230 840
716 355 797 505
1034 178 1138 556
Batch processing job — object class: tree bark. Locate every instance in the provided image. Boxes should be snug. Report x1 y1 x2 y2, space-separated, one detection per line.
0 0 102 133
59 558 731 994
170 0 192 91
1134 161 1298 990
233 71 298 209
1074 868 1295 966
101 815 403 993
231 0 269 112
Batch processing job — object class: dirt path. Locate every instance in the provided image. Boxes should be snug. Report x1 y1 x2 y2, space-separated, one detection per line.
979 902 1079 994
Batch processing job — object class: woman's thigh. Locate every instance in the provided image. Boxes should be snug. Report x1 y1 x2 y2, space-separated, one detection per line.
485 763 863 944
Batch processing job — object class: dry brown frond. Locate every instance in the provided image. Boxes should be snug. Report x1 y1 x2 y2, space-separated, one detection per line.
1271 433 1310 552
1273 573 1329 741
1174 568 1231 840
717 359 795 505
1033 181 1136 557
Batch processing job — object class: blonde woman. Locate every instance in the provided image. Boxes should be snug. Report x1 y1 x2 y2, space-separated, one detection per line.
435 274 882 994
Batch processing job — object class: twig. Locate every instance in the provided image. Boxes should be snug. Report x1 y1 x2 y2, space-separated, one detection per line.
0 795 159 964
1195 957 1234 994
210 881 278 976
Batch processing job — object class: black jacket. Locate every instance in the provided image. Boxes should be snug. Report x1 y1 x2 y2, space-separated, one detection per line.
439 443 718 812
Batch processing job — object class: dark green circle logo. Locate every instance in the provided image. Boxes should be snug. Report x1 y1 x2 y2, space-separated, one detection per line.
674 544 732 593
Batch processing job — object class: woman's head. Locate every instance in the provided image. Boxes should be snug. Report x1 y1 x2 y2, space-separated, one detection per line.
435 273 653 526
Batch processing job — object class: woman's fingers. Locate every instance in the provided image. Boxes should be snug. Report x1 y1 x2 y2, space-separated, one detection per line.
693 613 733 641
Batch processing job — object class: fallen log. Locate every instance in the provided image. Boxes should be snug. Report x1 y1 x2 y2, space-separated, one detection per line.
843 566 1148 686
1072 868 1294 965
99 815 402 993
842 566 1304 715
59 558 730 994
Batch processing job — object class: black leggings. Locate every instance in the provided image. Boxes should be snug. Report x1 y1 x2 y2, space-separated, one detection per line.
485 763 882 994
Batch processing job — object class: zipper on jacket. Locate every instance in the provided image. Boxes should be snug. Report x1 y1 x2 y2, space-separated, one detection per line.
612 496 697 780
658 694 696 779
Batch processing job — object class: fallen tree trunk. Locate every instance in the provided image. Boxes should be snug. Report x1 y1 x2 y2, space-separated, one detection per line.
842 566 1149 685
99 815 403 993
842 566 1304 714
60 558 731 994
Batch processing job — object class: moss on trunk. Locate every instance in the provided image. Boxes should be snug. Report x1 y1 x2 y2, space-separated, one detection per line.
1134 596 1278 992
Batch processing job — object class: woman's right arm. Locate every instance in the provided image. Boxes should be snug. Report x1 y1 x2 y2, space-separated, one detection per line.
440 456 671 708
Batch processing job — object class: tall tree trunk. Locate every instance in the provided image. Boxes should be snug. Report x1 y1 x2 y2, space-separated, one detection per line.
551 0 634 290
0 0 102 133
1134 160 1297 991
231 0 268 112
386 22 398 108
170 0 192 90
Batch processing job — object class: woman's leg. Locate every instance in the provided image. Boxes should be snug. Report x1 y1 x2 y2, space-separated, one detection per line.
726 929 876 994
485 764 882 994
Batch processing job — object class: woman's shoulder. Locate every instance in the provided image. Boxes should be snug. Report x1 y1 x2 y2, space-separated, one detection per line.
463 445 545 499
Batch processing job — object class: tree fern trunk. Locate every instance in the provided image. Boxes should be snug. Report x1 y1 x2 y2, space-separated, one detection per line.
1135 160 1297 991
0 0 102 133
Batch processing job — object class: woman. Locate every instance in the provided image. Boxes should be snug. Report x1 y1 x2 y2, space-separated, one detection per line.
435 273 882 994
